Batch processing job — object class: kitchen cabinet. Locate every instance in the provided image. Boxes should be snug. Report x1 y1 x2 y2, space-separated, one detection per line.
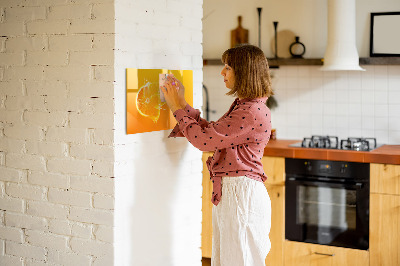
201 154 286 266
370 163 400 266
284 241 369 266
261 156 285 266
261 156 285 186
370 163 400 195
264 184 284 265
370 193 400 266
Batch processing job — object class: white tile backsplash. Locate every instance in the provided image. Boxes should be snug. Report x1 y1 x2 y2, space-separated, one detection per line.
203 64 400 144
389 117 400 131
388 91 400 104
336 103 349 116
389 104 400 117
388 75 400 91
361 104 375 117
362 89 375 104
375 104 389 117
298 77 311 88
348 71 362 90
362 116 375 130
375 130 389 144
336 115 349 129
323 103 336 116
388 65 400 76
375 117 389 129
374 90 388 105
286 77 299 89
374 65 388 76
374 77 388 91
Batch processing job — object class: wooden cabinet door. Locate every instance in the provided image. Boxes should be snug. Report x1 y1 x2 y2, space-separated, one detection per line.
264 184 284 266
370 193 400 266
202 152 213 258
262 156 285 265
370 163 400 195
262 156 285 186
284 241 369 266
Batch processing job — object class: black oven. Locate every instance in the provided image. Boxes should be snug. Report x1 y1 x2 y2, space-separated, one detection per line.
285 158 369 250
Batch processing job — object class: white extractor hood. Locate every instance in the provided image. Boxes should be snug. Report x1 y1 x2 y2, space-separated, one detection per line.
320 0 365 71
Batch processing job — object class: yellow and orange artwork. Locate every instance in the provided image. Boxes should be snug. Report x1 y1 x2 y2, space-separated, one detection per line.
126 68 193 134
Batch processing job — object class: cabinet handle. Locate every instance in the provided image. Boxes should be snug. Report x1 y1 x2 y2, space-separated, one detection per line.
314 252 335 257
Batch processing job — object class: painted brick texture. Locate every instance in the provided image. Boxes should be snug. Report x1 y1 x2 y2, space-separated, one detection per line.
1 0 204 265
0 0 115 265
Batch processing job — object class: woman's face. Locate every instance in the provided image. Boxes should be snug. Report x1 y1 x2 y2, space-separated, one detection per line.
220 64 235 89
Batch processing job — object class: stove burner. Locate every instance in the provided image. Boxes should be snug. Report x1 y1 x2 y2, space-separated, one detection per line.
301 135 339 149
294 136 378 151
340 137 377 151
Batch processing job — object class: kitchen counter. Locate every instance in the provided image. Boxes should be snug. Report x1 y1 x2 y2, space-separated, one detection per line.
264 139 400 165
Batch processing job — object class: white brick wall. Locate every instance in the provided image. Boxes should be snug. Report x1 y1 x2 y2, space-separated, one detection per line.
1 0 204 265
47 250 92 266
114 0 203 265
0 0 115 265
5 213 48 231
5 241 47 261
27 200 69 220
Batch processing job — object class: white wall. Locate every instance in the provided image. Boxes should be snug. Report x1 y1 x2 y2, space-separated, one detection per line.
113 0 203 265
203 0 400 145
204 0 326 59
203 0 400 58
0 0 115 265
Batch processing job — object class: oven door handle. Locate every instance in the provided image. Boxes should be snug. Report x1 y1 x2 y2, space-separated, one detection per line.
287 177 364 189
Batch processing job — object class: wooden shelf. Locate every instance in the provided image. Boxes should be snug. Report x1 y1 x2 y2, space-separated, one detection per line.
359 57 400 65
203 57 400 67
268 58 322 67
202 59 223 66
203 58 323 67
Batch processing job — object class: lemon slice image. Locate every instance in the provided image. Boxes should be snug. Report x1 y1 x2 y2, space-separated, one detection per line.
135 81 162 123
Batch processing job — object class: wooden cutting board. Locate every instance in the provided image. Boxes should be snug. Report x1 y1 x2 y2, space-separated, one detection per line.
231 16 249 48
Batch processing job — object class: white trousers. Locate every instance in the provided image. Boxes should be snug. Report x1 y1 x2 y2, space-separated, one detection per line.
212 176 271 266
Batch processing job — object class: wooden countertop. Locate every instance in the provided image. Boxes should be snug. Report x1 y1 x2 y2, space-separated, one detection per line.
263 139 400 165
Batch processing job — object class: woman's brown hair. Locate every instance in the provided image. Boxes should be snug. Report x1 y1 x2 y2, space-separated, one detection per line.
221 44 273 99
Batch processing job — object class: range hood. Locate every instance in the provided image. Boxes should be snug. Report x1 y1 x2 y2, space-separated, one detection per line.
320 0 365 71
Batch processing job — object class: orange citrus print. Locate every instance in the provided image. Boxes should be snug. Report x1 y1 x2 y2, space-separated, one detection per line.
136 81 162 123
126 68 193 135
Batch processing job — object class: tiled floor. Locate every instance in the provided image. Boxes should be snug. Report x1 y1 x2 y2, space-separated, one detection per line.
202 257 211 266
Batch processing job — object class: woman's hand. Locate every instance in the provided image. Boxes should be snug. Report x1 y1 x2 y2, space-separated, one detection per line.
161 75 186 113
173 77 187 108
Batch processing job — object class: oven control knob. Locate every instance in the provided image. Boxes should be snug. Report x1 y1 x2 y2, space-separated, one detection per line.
304 162 312 171
340 164 347 174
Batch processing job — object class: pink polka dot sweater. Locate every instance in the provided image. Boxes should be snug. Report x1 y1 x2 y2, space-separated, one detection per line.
169 97 272 206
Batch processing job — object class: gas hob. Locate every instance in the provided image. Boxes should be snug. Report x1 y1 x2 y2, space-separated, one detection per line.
289 135 382 151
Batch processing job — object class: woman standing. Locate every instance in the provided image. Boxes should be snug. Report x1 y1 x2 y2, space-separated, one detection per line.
162 44 273 266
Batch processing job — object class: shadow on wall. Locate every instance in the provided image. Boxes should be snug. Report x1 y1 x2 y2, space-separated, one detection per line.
127 131 190 265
